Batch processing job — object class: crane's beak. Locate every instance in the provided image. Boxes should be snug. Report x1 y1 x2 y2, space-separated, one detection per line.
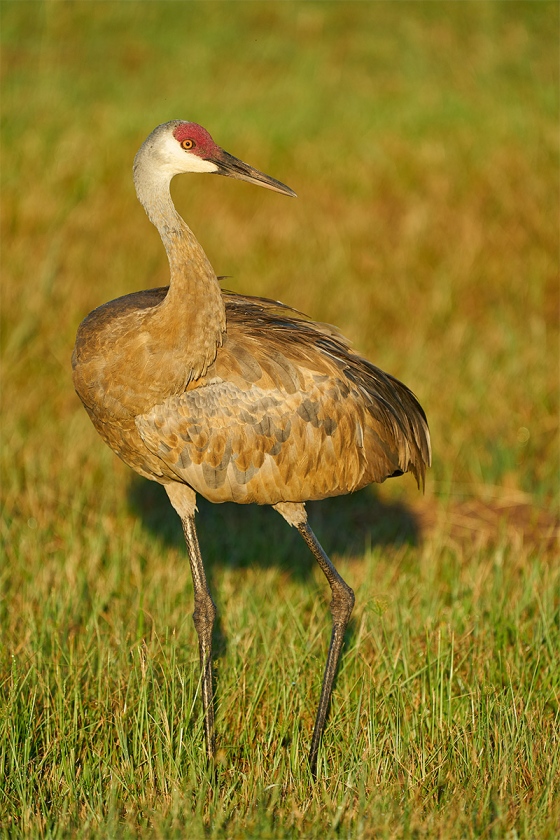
213 150 297 197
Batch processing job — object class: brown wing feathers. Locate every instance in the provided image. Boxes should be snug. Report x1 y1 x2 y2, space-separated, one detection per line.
133 290 430 505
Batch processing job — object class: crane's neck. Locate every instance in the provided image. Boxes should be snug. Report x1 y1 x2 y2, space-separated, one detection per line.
133 155 226 382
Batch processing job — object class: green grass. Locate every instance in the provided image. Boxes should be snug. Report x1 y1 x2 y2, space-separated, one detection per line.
1 1 558 837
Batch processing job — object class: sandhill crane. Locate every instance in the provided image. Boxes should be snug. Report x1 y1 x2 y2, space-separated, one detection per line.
72 120 431 776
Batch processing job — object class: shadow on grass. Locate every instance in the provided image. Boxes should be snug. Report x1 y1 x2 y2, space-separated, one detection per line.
128 477 421 582
128 477 422 705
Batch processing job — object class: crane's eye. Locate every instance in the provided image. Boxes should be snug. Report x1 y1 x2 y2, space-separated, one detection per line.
181 139 195 151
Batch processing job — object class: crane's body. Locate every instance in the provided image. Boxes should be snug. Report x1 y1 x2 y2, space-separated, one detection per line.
74 287 427 504
72 120 430 776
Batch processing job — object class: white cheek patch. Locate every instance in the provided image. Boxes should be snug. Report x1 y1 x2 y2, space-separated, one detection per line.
161 134 219 175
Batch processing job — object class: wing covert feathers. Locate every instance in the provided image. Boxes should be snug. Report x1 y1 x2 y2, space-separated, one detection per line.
133 291 431 505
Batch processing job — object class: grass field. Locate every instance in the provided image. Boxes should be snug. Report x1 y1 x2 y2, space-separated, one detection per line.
1 2 558 837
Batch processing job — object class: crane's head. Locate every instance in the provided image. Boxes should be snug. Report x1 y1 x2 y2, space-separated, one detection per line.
137 120 296 198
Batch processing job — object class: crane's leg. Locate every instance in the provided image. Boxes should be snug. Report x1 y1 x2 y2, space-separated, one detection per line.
274 502 355 777
166 484 216 762
181 514 217 760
